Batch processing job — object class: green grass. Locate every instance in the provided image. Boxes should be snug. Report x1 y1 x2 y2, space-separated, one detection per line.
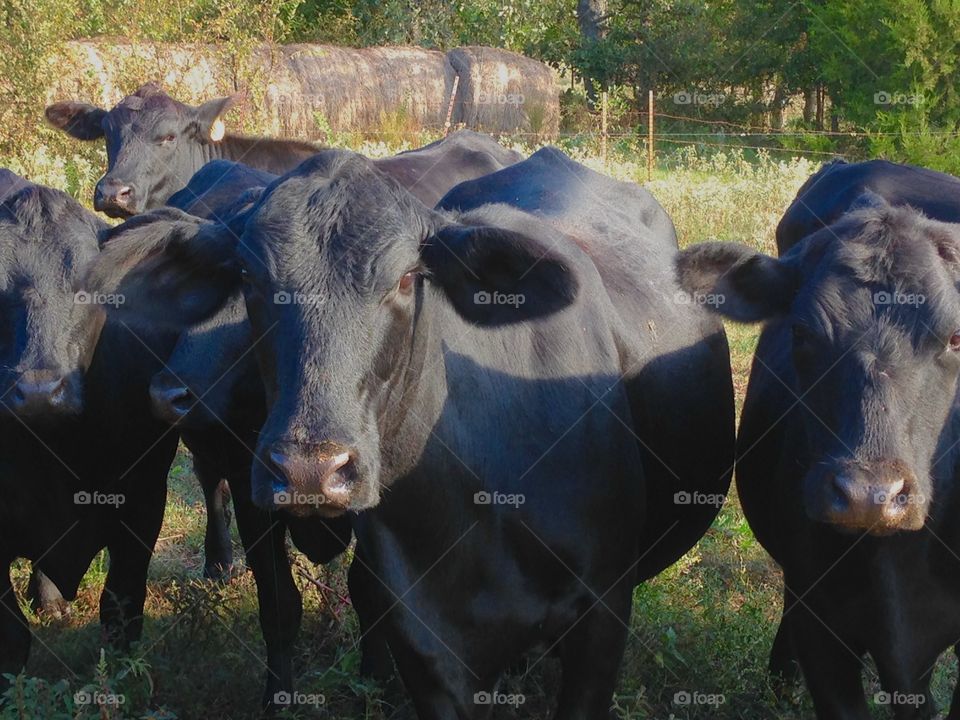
3 143 959 719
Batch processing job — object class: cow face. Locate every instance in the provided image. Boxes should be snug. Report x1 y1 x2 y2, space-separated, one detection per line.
677 196 960 534
0 180 106 421
85 150 579 516
45 83 236 218
149 293 263 430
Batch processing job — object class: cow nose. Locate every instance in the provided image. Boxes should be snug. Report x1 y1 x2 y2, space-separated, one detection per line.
7 371 81 418
826 472 915 531
94 180 136 217
149 377 194 424
268 442 357 515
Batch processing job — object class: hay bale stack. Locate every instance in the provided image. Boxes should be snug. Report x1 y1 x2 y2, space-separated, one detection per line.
446 46 560 138
46 40 559 139
257 44 454 136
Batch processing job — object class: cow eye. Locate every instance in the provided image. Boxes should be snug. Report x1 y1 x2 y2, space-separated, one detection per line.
397 270 418 294
792 324 809 348
157 134 176 145
949 331 960 352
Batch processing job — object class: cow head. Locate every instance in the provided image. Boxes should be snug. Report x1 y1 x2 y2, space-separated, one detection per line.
84 150 579 516
45 83 238 218
0 173 107 421
149 292 264 430
677 195 960 534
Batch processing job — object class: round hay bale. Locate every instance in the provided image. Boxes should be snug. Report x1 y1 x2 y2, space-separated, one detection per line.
446 46 560 139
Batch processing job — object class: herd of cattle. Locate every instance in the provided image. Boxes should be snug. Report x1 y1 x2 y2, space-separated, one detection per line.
0 79 958 719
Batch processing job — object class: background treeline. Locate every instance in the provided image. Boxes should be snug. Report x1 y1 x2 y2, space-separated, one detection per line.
2 0 960 170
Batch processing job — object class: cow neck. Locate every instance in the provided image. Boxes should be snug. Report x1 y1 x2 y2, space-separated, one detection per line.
198 135 320 175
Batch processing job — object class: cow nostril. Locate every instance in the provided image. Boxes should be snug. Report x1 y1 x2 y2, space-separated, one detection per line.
830 474 853 511
115 186 132 199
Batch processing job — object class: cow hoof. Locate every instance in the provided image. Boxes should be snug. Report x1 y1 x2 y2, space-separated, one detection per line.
202 562 236 582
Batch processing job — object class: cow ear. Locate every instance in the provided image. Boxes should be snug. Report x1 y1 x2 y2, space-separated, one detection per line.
675 241 797 322
82 207 241 329
421 224 579 326
193 95 239 143
44 102 106 141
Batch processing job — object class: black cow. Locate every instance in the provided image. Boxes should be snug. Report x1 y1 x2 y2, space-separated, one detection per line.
86 147 734 718
0 172 178 683
150 135 524 708
45 82 319 217
677 173 960 717
776 158 960 253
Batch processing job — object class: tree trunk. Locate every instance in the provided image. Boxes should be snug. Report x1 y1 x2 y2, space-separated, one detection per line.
578 0 608 108
803 87 816 124
771 82 787 130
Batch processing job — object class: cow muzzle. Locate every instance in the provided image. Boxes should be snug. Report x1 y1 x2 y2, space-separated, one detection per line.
808 461 926 534
267 441 358 517
4 369 83 420
94 178 138 218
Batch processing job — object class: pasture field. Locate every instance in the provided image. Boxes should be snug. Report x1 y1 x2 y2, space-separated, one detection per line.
2 140 955 719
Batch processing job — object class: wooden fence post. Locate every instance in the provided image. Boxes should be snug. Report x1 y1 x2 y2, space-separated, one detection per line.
647 90 655 182
601 90 609 166
444 75 460 136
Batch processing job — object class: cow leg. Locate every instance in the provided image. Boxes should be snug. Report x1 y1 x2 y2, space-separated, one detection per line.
26 569 69 618
100 477 167 648
874 649 938 720
769 586 800 697
791 606 870 720
552 586 630 720
348 554 409 715
194 453 233 580
229 482 300 710
0 567 31 685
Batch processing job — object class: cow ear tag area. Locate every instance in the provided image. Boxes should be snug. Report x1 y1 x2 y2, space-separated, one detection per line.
210 119 226 142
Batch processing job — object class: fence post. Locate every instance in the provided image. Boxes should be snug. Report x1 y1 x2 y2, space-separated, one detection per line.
444 75 460 136
601 90 608 167
647 90 654 182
